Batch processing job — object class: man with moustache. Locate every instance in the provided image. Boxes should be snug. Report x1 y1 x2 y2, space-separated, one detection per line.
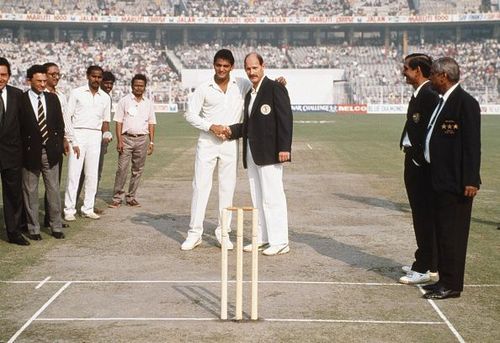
422 57 481 299
108 74 156 208
0 57 30 245
63 65 111 221
19 65 65 240
227 52 293 256
398 54 440 285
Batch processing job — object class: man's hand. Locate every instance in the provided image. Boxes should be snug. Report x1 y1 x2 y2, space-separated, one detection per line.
72 146 80 159
102 131 113 144
63 138 70 156
116 140 124 154
147 143 154 155
210 124 231 140
278 151 290 162
464 186 478 198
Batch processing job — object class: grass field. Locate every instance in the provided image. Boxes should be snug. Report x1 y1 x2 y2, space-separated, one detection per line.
0 113 499 342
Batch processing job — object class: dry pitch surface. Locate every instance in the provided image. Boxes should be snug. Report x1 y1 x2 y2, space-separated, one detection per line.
1 114 499 343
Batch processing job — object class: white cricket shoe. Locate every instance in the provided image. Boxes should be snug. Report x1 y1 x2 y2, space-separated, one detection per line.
402 265 412 274
243 243 270 252
399 271 431 284
215 228 233 250
82 212 100 220
262 244 290 256
428 271 439 282
181 235 202 251
64 214 76 222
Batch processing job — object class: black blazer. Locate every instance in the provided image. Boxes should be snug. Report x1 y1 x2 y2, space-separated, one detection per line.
399 82 439 165
18 91 65 170
429 85 481 194
230 76 293 168
0 85 23 170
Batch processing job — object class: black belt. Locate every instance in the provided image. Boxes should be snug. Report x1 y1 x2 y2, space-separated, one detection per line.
123 132 147 137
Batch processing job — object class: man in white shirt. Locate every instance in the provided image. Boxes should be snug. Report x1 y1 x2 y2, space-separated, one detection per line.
182 49 251 251
108 74 156 208
63 65 111 221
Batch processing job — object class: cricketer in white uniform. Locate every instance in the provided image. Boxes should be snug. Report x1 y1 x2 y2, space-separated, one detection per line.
182 49 251 250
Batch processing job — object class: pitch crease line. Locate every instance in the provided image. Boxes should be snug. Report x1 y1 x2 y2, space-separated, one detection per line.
35 277 51 289
7 282 71 343
418 287 465 343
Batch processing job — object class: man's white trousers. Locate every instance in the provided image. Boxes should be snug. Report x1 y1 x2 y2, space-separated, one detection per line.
64 129 102 216
247 144 289 246
188 132 237 237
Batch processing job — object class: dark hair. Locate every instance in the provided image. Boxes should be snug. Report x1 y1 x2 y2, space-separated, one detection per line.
26 64 47 79
102 71 116 82
131 73 147 86
43 62 58 69
404 53 433 77
244 52 264 66
86 65 103 76
213 49 235 66
0 57 12 76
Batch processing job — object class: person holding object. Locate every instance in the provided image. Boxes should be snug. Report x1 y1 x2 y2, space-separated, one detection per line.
19 65 66 240
226 52 293 256
63 65 111 221
422 57 481 300
108 74 156 208
398 54 439 285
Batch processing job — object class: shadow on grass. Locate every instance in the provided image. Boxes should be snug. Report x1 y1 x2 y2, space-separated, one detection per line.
334 192 410 213
129 212 220 247
291 230 402 280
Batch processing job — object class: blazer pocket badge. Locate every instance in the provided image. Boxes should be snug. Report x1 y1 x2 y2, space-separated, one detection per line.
412 112 420 123
260 104 271 115
441 120 459 135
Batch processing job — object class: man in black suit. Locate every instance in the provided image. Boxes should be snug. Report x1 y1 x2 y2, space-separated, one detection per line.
422 57 481 300
227 52 293 256
398 54 440 285
19 65 65 240
0 57 30 245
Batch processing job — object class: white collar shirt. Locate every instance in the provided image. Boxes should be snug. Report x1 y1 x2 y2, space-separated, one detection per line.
28 89 46 120
248 77 264 117
184 75 251 132
113 93 157 135
65 85 111 145
1 86 7 111
402 80 430 148
424 82 460 163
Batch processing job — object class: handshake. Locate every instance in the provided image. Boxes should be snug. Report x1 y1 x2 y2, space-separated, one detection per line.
210 124 232 141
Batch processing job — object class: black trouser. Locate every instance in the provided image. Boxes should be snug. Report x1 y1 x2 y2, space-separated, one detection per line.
404 153 438 273
432 190 473 292
44 157 63 227
1 166 23 238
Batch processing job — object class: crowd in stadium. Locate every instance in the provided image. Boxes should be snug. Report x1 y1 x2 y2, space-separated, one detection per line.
0 0 495 16
1 36 498 105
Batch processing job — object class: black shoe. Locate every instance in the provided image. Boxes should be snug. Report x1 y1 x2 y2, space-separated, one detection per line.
52 232 65 239
30 234 43 241
423 287 461 300
62 223 70 228
8 235 30 246
422 282 440 291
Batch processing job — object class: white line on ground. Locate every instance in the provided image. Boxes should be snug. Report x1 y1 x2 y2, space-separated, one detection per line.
35 317 445 325
35 277 51 290
8 282 71 343
418 287 466 343
307 144 313 150
1 280 499 287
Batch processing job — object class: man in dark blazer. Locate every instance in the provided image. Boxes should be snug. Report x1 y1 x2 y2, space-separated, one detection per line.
398 53 440 285
19 65 65 240
228 52 293 256
422 57 481 299
0 57 30 245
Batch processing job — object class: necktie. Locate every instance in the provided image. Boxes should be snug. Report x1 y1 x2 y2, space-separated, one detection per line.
38 95 49 145
0 89 5 124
